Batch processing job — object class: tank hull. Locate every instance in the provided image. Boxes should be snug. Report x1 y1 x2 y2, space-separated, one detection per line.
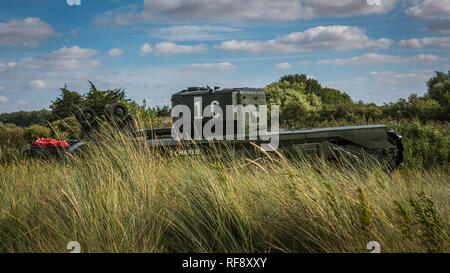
69 124 404 170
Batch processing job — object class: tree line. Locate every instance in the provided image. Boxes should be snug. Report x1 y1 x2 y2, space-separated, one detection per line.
263 71 449 128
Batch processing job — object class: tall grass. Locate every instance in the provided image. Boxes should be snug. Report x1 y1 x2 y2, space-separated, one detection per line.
0 129 448 253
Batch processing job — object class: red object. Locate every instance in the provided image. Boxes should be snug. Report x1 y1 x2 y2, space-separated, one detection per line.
31 139 68 147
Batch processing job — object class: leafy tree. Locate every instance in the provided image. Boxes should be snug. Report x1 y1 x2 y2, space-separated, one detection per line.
49 85 84 120
83 81 128 115
0 123 7 146
264 74 354 127
0 109 51 127
154 105 171 117
2 124 25 147
264 76 322 127
277 74 351 105
425 71 450 121
49 81 129 121
383 94 443 122
24 125 51 142
50 117 81 140
426 71 450 104
319 88 352 105
279 74 322 95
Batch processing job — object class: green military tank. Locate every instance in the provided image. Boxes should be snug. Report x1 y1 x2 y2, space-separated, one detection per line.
67 86 404 170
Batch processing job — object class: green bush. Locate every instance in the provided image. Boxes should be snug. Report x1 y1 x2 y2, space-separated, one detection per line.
387 121 449 169
24 125 52 143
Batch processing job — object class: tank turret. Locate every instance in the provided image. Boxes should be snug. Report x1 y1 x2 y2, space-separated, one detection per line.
171 87 267 137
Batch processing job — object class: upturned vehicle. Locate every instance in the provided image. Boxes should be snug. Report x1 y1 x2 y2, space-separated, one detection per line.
32 86 405 170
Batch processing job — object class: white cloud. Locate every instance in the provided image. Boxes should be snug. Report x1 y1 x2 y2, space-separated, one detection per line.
0 62 18 72
398 37 450 48
139 42 153 55
297 60 311 65
18 45 100 70
96 0 396 25
406 0 450 19
426 17 450 34
0 17 61 47
67 0 81 6
153 42 207 56
0 96 8 103
302 0 395 17
29 79 48 89
186 62 235 71
354 77 367 81
152 25 242 41
409 54 441 64
317 53 442 66
369 71 392 76
274 62 293 69
46 45 97 60
214 26 393 53
108 48 123 57
370 70 433 85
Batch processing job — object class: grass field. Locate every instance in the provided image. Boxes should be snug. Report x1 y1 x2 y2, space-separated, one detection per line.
0 131 448 253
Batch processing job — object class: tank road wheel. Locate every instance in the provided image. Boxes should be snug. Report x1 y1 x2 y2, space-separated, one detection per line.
106 103 129 123
75 108 97 129
386 128 404 170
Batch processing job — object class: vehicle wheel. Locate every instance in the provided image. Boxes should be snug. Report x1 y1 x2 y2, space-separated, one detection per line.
386 128 404 170
106 103 129 123
75 108 97 128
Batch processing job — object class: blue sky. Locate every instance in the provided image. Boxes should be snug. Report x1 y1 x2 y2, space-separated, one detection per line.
0 0 449 113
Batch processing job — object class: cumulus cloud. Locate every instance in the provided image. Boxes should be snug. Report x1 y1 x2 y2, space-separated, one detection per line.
67 0 81 6
1 62 18 73
274 62 293 69
153 25 242 41
406 0 450 19
214 26 393 53
96 0 396 25
0 96 8 103
353 77 367 82
399 37 450 48
18 45 100 70
409 54 442 63
370 71 433 85
108 48 123 57
369 71 392 76
298 60 311 65
153 42 207 56
139 42 153 55
317 53 442 66
29 79 48 89
186 62 235 71
426 17 450 34
0 17 61 47
47 45 97 60
318 53 405 66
